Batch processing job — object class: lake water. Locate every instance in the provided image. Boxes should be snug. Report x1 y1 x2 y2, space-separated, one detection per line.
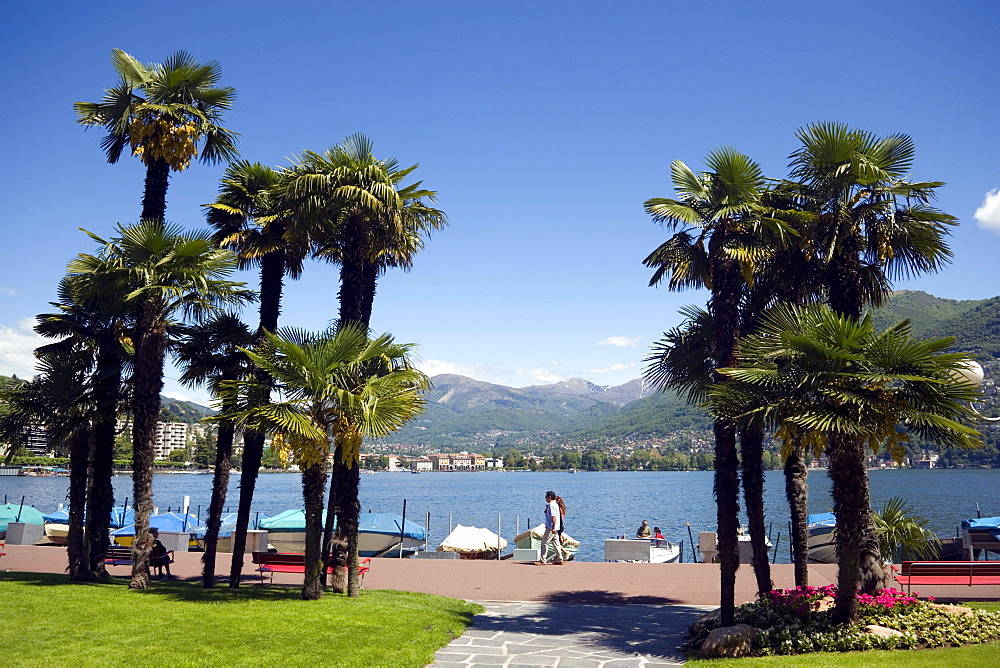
3 468 998 562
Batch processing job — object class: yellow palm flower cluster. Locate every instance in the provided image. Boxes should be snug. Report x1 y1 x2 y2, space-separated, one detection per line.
129 113 199 171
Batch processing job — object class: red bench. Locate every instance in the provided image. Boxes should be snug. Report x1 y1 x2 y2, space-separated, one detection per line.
251 552 370 587
891 560 1000 594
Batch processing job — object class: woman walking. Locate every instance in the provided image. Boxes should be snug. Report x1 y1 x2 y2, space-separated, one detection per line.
539 491 567 565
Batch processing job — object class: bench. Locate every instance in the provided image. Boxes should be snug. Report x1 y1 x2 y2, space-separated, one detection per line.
891 560 1000 594
104 546 133 568
251 552 370 587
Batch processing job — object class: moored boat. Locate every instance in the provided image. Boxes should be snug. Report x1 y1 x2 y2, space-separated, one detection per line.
806 512 837 563
258 510 427 556
604 537 681 563
437 524 507 559
512 523 580 560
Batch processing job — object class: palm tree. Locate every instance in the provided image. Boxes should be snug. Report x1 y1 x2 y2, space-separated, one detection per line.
206 160 308 587
68 221 249 590
708 303 981 623
35 275 131 578
75 49 238 221
873 497 941 562
173 314 254 587
787 122 958 612
222 325 428 599
643 147 794 624
283 135 445 582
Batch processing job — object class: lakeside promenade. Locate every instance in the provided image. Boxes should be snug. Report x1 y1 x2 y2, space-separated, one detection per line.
4 545 999 603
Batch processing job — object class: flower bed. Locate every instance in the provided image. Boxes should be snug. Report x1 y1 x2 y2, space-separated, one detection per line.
686 585 1000 656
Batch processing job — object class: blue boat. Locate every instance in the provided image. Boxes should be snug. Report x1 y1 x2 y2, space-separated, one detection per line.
259 510 426 556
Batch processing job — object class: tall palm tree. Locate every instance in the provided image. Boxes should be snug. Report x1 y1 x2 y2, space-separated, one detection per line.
35 275 131 578
787 122 957 616
75 49 238 221
206 160 308 587
222 325 428 600
709 304 981 623
283 135 446 582
68 221 249 590
173 314 254 587
0 350 95 579
643 147 794 624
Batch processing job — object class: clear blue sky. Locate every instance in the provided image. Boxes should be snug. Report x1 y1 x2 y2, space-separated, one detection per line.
1 1 998 405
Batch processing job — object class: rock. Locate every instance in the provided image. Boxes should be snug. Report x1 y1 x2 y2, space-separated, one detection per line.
812 595 836 612
701 624 759 658
928 603 976 617
690 607 721 635
864 624 904 637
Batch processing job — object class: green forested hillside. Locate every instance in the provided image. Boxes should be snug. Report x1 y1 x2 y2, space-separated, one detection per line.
870 291 1000 357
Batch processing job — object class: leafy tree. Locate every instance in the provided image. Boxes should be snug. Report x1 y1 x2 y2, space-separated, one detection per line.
709 304 981 622
223 325 427 599
644 149 795 620
786 122 957 620
75 49 238 221
68 221 248 590
206 160 307 588
167 449 187 463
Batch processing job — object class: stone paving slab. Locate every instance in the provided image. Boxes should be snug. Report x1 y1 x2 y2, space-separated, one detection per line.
431 601 715 666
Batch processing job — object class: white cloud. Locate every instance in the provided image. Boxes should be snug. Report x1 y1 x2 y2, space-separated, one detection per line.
0 319 45 378
418 358 493 379
589 362 638 374
515 367 567 384
975 189 1000 231
598 336 641 348
162 390 198 403
0 286 16 297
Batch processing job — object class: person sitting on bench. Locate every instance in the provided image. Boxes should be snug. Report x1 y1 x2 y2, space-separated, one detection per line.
150 528 174 579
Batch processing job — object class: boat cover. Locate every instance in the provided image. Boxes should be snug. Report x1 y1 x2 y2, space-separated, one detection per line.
257 509 328 531
111 511 200 536
512 523 581 548
807 512 836 526
961 516 1000 538
190 512 240 538
42 507 135 528
0 503 44 531
357 512 426 540
437 524 507 554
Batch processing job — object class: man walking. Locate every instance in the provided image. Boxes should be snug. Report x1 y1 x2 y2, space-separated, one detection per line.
539 490 567 565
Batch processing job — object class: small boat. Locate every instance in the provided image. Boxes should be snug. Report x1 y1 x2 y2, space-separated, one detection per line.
111 511 200 547
604 537 681 563
512 524 580 560
737 533 774 564
960 516 1000 560
437 524 507 559
806 512 837 563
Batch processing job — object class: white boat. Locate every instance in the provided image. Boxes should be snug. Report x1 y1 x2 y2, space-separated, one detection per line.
260 510 427 557
44 523 69 545
604 538 681 563
437 524 507 559
737 533 774 563
806 512 837 563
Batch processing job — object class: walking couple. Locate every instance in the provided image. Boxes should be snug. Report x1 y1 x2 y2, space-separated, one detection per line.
538 490 568 565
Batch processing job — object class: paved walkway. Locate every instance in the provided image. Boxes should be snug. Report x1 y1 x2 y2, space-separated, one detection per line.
433 601 714 667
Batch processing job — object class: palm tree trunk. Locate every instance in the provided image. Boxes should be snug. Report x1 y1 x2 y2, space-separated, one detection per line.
229 251 284 588
301 461 326 600
140 158 171 222
827 433 883 622
784 443 810 587
67 429 93 581
343 460 362 598
709 222 742 626
87 342 122 577
740 425 771 595
321 454 340 588
228 430 264 588
202 417 234 588
129 307 168 591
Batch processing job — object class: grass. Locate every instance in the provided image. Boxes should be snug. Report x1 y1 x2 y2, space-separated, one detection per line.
690 602 1000 666
0 571 482 667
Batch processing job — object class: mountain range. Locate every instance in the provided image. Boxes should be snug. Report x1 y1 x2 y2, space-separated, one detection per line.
156 289 1000 449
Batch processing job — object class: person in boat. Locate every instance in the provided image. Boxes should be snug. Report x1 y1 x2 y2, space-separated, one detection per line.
150 528 174 579
636 520 652 538
538 491 567 565
653 526 665 539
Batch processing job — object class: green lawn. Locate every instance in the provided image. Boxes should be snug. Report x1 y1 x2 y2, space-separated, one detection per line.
691 602 1000 667
1 572 481 667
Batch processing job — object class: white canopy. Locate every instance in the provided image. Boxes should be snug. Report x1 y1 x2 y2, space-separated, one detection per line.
437 524 508 554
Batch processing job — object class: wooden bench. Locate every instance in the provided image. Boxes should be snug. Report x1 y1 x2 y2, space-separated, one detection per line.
251 552 370 587
891 560 1000 594
104 546 133 568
